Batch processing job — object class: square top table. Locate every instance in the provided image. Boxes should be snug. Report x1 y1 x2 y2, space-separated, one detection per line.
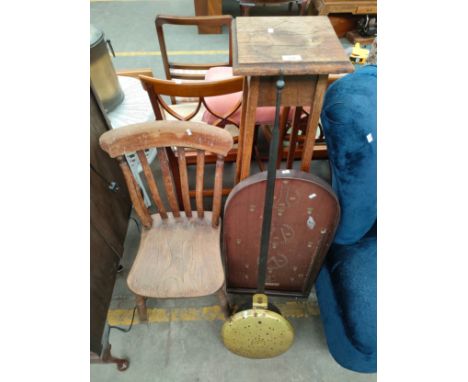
232 16 354 182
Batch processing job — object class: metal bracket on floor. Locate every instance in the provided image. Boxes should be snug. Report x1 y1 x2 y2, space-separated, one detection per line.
91 323 129 372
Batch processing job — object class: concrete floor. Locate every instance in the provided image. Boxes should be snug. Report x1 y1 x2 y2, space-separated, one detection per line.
90 1 376 380
91 211 376 382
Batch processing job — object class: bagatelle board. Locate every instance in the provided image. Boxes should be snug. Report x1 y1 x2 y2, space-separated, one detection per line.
223 169 340 297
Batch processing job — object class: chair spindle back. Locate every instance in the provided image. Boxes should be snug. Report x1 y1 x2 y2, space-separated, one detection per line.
99 121 233 229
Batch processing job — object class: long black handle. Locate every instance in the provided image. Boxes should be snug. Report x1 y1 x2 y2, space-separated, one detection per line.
257 76 285 293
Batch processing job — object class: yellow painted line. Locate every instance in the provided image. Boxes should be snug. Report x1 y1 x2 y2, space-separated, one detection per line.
107 301 320 326
115 50 229 57
91 0 163 3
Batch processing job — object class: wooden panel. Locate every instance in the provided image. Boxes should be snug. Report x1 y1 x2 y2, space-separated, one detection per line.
355 5 376 13
257 76 317 107
90 169 128 256
311 0 377 15
90 88 131 355
90 224 118 355
90 90 131 223
224 170 340 296
233 16 354 76
99 120 234 159
127 212 225 298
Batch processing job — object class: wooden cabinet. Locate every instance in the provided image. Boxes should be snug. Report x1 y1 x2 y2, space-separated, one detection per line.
90 87 132 364
311 0 377 15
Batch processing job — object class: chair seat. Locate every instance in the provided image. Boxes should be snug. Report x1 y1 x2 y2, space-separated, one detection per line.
203 66 293 125
127 212 225 298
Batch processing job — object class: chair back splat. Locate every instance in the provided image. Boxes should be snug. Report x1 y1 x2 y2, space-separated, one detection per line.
139 75 243 167
99 121 233 228
140 75 243 127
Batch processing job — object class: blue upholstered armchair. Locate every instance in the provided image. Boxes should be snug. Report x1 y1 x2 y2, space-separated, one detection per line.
315 65 377 373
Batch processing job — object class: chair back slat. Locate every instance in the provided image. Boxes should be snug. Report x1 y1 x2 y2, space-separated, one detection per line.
140 76 243 99
117 156 153 228
155 15 233 83
169 72 206 81
211 155 225 228
195 150 205 219
157 148 181 218
99 121 233 225
137 150 168 219
176 147 192 218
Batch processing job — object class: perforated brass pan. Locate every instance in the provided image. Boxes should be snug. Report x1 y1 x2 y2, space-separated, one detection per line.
221 294 294 358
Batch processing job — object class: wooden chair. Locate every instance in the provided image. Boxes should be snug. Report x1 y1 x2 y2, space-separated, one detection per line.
155 15 233 104
139 74 243 166
238 0 310 16
99 120 234 322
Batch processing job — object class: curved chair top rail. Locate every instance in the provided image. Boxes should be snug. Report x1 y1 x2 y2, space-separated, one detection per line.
139 75 243 98
155 14 233 28
99 120 234 158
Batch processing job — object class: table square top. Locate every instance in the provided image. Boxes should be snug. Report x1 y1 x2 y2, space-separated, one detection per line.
232 16 354 76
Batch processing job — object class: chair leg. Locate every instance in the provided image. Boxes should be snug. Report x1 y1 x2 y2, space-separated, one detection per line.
216 285 231 319
276 107 291 169
135 294 148 322
286 106 303 169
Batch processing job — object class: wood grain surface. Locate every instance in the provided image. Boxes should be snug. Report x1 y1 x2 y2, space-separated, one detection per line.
99 120 233 158
311 0 377 15
233 16 354 76
127 212 224 298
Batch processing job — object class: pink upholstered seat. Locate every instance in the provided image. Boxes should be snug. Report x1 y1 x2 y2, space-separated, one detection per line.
203 67 293 125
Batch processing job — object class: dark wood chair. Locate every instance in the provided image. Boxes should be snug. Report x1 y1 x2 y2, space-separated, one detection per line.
139 74 243 166
155 15 233 104
99 120 234 322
